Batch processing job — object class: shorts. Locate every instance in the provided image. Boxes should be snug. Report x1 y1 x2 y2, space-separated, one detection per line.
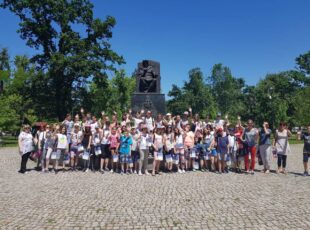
211 149 217 156
218 152 227 161
57 149 67 161
303 152 310 163
172 153 180 164
184 148 191 160
120 154 128 163
70 145 78 157
101 144 111 159
131 150 139 162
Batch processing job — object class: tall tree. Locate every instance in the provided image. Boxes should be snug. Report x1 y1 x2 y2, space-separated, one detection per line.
1 0 124 120
208 63 245 117
0 48 10 92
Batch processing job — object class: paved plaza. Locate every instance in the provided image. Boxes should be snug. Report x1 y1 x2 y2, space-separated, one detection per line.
1 145 310 230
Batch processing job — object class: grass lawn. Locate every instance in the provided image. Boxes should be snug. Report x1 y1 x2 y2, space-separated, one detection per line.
0 136 18 147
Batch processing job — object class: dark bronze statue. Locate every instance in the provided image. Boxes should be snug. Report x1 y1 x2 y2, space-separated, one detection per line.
137 60 158 93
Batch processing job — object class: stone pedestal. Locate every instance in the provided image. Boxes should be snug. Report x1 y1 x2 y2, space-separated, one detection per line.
132 93 165 116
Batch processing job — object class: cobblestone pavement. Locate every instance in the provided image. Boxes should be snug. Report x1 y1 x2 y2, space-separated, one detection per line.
1 145 310 230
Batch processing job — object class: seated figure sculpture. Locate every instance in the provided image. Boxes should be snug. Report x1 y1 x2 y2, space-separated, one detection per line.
138 60 157 93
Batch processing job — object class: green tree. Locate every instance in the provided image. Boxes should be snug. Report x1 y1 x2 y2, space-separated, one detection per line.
296 51 310 76
1 0 124 120
208 64 245 117
167 68 216 117
293 87 310 126
0 48 10 92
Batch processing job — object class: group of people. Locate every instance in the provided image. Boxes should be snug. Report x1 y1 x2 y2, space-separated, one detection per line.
17 108 310 177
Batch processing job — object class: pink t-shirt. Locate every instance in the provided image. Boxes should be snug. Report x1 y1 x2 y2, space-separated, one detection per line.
109 134 119 149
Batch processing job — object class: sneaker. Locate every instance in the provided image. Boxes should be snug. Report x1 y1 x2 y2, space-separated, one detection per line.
105 167 109 172
145 171 150 175
85 169 89 173
182 169 185 173
121 170 124 175
265 170 270 174
178 169 182 173
303 171 309 176
133 170 137 174
201 169 205 172
138 170 142 176
110 169 114 173
250 170 254 175
193 169 196 172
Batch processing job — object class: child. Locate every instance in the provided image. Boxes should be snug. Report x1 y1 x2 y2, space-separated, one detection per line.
164 126 174 172
90 125 102 172
152 127 164 176
43 124 57 172
203 127 216 172
228 129 237 172
109 127 120 173
119 130 133 174
100 121 111 172
216 128 229 174
82 125 92 172
138 125 151 175
194 130 204 171
174 127 184 173
130 128 140 174
70 123 83 171
55 126 69 173
184 124 195 171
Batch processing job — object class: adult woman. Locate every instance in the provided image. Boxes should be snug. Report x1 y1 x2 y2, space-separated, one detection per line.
274 122 292 174
18 124 34 174
244 120 258 174
259 122 272 173
82 125 92 172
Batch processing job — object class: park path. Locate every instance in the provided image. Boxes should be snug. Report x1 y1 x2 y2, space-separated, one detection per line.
0 145 310 230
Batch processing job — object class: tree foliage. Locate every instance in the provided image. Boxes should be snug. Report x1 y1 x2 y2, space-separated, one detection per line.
1 0 124 120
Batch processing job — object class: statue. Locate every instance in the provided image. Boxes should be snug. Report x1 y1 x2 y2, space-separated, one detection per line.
136 60 160 93
132 60 165 116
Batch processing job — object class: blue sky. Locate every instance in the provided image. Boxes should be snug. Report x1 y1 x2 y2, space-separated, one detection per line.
0 0 309 96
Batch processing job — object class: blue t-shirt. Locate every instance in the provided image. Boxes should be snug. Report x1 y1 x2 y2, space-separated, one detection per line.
259 129 271 145
217 136 228 154
119 135 133 155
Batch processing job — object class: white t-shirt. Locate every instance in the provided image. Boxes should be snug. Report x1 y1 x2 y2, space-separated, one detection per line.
133 117 143 129
90 122 99 134
214 119 225 129
228 135 237 150
19 131 34 154
131 133 139 151
145 117 154 131
57 133 68 149
71 131 83 145
139 134 149 150
101 130 110 144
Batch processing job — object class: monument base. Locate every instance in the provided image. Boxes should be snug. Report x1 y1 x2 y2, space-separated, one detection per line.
132 93 166 116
